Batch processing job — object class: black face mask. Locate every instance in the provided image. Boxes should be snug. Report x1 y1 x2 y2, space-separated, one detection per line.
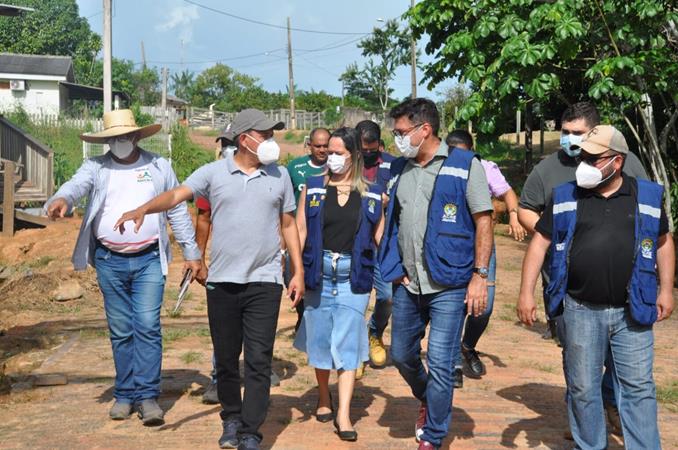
362 151 380 167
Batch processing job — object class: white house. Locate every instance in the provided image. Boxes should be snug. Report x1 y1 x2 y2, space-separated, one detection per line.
0 53 75 115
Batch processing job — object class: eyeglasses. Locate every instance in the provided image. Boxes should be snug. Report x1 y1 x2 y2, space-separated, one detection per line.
391 123 423 138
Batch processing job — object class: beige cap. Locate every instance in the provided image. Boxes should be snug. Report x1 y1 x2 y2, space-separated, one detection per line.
80 109 161 143
571 124 629 155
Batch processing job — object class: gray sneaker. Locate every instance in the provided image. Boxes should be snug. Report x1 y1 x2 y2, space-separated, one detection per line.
109 401 133 420
203 382 219 404
137 399 164 426
219 417 242 448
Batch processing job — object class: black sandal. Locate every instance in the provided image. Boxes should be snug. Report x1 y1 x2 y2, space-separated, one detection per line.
316 391 334 423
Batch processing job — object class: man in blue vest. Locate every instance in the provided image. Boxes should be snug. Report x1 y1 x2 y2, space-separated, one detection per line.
518 125 674 449
355 120 394 376
379 98 494 450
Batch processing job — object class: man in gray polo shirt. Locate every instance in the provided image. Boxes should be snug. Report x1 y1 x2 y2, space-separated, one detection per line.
380 98 493 449
114 109 304 450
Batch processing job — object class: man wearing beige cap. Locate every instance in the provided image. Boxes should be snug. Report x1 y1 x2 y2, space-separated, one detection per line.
518 125 674 449
45 109 202 425
114 108 305 450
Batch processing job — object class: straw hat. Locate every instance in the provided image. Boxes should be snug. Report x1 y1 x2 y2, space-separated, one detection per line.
80 109 161 143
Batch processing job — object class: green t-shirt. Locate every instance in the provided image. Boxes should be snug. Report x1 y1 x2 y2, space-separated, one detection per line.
288 155 326 206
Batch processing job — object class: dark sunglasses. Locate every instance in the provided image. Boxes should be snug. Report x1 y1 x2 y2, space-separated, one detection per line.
576 154 616 165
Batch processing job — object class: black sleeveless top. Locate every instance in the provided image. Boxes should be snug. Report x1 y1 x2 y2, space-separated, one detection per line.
322 185 361 253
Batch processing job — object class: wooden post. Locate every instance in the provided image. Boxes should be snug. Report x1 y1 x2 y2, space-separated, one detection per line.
540 116 545 155
287 17 297 130
161 68 168 131
410 0 417 99
2 160 15 237
524 103 533 174
516 109 521 145
103 0 112 114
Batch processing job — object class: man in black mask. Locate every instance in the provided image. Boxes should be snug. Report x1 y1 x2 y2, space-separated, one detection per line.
355 120 395 378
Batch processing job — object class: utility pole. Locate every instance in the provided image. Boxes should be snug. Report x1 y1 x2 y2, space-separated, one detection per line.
161 67 168 131
140 40 146 69
410 0 417 99
287 17 297 130
103 0 112 113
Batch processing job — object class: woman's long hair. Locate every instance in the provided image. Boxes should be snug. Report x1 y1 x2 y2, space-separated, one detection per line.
329 127 370 196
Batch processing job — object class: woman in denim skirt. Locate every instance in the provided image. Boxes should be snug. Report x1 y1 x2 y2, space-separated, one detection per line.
294 127 384 442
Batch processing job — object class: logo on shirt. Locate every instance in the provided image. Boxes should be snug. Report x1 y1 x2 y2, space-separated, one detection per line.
641 238 654 259
136 168 152 183
298 169 306 177
442 203 458 223
309 195 320 208
368 198 376 214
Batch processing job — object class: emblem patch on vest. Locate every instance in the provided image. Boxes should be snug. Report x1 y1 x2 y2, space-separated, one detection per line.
368 199 376 214
641 238 653 259
442 203 458 223
309 195 320 208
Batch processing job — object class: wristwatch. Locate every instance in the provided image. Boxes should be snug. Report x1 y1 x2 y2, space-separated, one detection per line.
473 266 489 278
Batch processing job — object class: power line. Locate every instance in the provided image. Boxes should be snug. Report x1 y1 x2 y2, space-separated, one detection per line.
134 48 286 66
182 0 371 35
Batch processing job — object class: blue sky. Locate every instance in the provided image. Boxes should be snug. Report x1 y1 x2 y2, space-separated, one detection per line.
75 0 455 102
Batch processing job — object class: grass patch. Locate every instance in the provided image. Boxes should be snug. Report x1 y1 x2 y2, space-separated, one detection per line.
657 380 678 412
26 256 55 269
80 329 109 340
180 351 203 364
535 363 556 374
162 327 211 345
282 130 306 144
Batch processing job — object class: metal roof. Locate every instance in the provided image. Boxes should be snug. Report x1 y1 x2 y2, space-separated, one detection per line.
0 53 74 80
0 3 34 16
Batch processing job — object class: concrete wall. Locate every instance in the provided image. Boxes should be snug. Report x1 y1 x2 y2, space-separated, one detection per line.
0 79 61 115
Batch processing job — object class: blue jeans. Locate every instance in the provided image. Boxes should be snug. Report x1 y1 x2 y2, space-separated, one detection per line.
555 316 618 408
454 248 496 367
95 244 165 403
368 260 393 338
563 295 660 450
391 284 467 447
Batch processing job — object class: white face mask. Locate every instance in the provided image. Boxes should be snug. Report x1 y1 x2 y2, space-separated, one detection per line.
245 134 280 165
394 125 424 158
327 153 350 174
575 156 617 189
109 138 135 159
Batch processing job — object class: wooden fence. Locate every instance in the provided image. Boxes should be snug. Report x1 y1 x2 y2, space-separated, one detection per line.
187 107 326 131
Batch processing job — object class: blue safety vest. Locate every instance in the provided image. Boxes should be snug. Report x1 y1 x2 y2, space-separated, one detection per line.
303 176 383 294
545 179 664 325
375 152 395 192
378 147 478 288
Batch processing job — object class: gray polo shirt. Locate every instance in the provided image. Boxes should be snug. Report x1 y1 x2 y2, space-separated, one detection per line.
396 141 493 295
519 149 648 213
183 154 295 284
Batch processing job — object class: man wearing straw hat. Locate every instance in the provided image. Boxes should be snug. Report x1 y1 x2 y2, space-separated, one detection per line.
45 109 202 426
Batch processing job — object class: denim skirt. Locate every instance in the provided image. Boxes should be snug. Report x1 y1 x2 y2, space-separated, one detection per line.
294 251 370 370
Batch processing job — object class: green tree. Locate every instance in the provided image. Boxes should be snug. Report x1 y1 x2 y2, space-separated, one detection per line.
438 84 472 131
81 58 160 105
410 0 678 228
170 69 195 102
0 0 101 83
340 19 414 118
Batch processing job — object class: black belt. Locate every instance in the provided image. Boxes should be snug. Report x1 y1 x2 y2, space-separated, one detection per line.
96 240 159 257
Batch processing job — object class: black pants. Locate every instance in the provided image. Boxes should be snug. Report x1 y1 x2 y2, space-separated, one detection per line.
207 282 282 439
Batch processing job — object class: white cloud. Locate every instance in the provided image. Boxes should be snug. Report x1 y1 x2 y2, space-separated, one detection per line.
156 4 199 44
